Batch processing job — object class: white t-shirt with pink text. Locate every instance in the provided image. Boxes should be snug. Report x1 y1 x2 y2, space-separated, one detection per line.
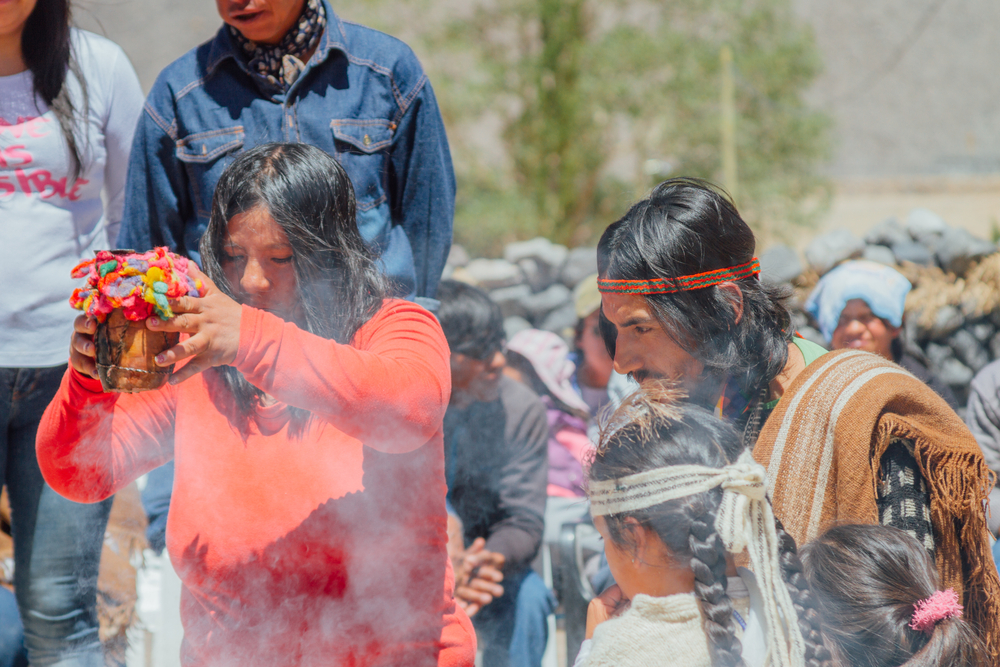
0 29 143 367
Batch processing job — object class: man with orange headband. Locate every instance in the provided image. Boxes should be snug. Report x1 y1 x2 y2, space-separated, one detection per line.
596 177 1000 659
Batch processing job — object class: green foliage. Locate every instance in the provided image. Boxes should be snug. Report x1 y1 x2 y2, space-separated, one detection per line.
345 0 832 255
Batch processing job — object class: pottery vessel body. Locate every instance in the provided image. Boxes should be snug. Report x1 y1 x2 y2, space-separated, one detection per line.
95 309 177 393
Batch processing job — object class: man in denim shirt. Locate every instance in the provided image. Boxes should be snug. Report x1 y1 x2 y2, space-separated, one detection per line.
118 0 454 304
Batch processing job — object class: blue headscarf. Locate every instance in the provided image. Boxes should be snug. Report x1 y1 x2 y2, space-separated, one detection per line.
805 261 912 342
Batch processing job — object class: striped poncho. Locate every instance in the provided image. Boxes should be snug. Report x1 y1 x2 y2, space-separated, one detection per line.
753 349 1000 660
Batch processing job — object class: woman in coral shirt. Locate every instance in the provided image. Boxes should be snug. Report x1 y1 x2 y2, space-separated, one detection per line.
36 143 474 667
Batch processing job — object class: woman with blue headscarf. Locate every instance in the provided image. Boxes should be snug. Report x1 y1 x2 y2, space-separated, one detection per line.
806 260 957 408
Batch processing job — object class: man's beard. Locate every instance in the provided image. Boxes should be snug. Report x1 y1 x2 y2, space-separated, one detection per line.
630 368 727 411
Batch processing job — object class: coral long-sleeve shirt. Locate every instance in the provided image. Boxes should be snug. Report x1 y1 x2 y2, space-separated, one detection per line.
37 299 475 667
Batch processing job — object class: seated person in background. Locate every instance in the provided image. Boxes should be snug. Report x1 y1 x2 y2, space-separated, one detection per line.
964 361 1000 536
805 260 957 408
577 385 825 667
802 524 988 667
505 329 601 561
36 144 473 666
505 328 593 500
570 275 614 424
436 280 554 667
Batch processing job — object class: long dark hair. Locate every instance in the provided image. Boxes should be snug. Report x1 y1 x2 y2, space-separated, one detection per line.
22 0 88 181
200 142 388 437
590 388 831 667
801 524 988 667
597 178 792 444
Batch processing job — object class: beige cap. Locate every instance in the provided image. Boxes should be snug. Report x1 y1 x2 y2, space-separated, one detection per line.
573 273 602 319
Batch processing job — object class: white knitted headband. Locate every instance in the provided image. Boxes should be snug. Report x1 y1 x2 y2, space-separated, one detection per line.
588 450 806 667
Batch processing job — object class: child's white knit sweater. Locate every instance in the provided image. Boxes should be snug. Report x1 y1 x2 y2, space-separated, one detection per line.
579 593 712 667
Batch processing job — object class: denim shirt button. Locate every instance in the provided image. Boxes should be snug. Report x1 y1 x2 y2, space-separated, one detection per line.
363 134 371 147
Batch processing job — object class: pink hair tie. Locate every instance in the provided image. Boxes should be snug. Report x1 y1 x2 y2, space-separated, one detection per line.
909 588 963 634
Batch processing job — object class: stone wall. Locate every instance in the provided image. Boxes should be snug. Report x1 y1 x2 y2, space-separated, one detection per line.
765 208 1000 412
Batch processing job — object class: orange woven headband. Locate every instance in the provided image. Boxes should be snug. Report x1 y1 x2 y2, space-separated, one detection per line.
597 258 760 295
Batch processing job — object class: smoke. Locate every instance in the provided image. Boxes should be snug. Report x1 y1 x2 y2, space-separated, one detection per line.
171 443 453 666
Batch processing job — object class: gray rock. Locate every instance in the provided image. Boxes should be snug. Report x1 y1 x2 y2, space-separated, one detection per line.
446 244 470 268
864 217 910 247
891 241 934 267
928 305 965 340
540 303 578 335
464 258 524 290
937 357 974 387
971 322 995 343
925 342 953 369
521 283 572 321
797 326 827 349
906 208 949 242
903 322 923 353
559 247 599 287
759 244 803 284
934 227 996 275
948 329 990 373
517 257 556 293
489 284 532 319
503 316 532 340
804 229 865 275
862 244 897 266
990 331 1000 360
504 237 569 272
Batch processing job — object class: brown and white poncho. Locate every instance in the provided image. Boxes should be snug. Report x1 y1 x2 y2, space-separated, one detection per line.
753 349 1000 660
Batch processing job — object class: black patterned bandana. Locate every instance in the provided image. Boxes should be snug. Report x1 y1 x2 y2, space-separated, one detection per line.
230 0 326 90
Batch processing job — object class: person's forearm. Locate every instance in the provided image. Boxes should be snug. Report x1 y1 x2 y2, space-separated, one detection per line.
37 368 176 503
484 524 543 573
37 369 125 502
234 302 450 453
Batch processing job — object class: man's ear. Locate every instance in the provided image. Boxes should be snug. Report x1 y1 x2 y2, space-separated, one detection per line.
717 282 744 325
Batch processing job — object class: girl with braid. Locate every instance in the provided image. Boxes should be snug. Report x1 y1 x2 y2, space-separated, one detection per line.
574 385 830 667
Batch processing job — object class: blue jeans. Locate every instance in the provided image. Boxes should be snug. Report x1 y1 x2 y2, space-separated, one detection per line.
474 568 555 667
0 366 113 667
0 586 27 667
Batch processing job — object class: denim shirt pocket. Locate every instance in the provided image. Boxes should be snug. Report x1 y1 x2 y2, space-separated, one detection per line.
175 126 245 222
330 119 392 214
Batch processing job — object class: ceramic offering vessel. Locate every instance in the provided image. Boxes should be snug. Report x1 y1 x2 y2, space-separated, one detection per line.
69 247 202 393
94 308 178 392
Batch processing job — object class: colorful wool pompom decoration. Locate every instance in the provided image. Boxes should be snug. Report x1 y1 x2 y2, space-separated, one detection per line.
69 247 203 323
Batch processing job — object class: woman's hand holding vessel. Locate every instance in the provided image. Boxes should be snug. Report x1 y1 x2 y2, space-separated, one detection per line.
146 265 242 385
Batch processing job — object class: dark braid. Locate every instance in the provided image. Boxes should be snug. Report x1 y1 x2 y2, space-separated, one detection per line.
734 385 769 450
687 501 745 667
774 518 832 667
